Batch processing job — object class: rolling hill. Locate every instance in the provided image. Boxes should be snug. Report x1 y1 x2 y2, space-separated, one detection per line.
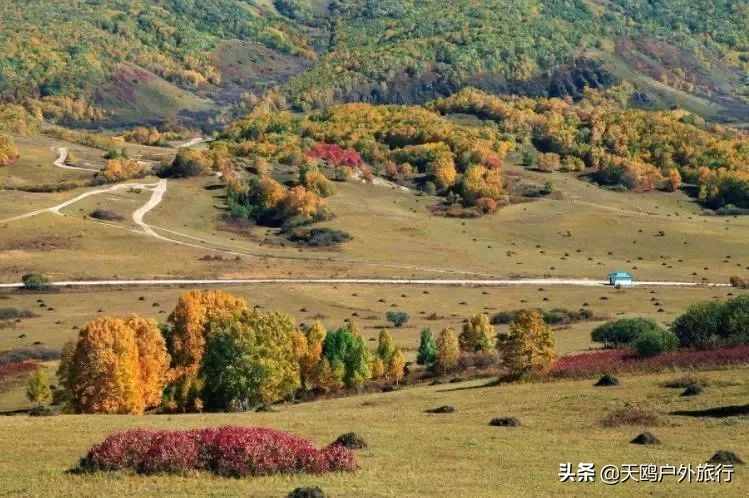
1 0 749 127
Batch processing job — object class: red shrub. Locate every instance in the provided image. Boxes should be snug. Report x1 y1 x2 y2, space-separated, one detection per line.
306 143 363 168
81 429 157 472
79 426 357 477
0 360 38 382
549 345 749 379
138 431 200 474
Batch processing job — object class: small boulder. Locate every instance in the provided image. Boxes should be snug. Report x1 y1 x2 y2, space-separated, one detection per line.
288 487 326 498
425 405 456 414
708 451 744 465
255 404 278 413
630 432 660 445
681 384 703 397
489 417 521 427
332 432 367 450
595 374 620 387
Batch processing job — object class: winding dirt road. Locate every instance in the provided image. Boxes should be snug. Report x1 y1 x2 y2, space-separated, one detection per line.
53 147 98 172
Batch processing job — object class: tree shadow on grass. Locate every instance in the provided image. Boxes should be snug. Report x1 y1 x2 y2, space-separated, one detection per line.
436 378 503 393
670 404 749 418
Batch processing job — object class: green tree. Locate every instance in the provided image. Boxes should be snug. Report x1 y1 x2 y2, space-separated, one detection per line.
376 330 396 364
26 368 51 406
201 310 301 410
633 329 679 358
322 326 371 388
417 328 437 365
671 302 724 349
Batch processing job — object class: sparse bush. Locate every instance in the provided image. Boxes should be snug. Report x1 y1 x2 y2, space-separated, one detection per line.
90 209 124 221
631 432 660 445
385 311 409 328
22 273 50 291
287 228 352 247
594 373 619 386
600 405 660 427
0 308 35 321
489 417 521 427
662 375 709 389
331 432 367 450
425 405 456 414
729 276 748 288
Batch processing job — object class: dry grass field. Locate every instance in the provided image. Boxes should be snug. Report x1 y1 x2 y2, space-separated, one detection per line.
0 368 746 497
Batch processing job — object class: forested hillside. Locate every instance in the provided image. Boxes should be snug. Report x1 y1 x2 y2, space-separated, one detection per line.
1 0 748 124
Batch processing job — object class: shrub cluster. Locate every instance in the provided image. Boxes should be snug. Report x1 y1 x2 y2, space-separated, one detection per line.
286 228 352 247
672 296 749 349
590 318 664 348
492 307 593 326
78 427 357 477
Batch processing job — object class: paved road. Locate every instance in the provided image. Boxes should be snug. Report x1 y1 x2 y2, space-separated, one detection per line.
0 278 730 290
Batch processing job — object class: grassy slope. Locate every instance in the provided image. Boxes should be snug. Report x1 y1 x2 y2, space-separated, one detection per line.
0 368 746 497
4 147 748 283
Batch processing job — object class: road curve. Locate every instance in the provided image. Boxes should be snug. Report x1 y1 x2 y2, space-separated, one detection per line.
0 278 731 290
53 147 99 172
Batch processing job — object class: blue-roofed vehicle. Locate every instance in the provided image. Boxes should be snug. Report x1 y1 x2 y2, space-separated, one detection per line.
608 271 634 287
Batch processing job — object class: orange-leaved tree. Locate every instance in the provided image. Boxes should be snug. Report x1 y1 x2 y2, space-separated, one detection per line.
60 316 169 414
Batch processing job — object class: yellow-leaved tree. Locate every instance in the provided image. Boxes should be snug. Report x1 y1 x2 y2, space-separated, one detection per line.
496 309 555 379
435 328 460 374
459 313 495 353
60 316 170 414
0 134 19 167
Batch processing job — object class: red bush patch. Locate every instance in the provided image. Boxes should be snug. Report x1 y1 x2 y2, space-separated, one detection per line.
0 360 38 382
79 426 357 477
306 143 363 168
550 345 749 379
